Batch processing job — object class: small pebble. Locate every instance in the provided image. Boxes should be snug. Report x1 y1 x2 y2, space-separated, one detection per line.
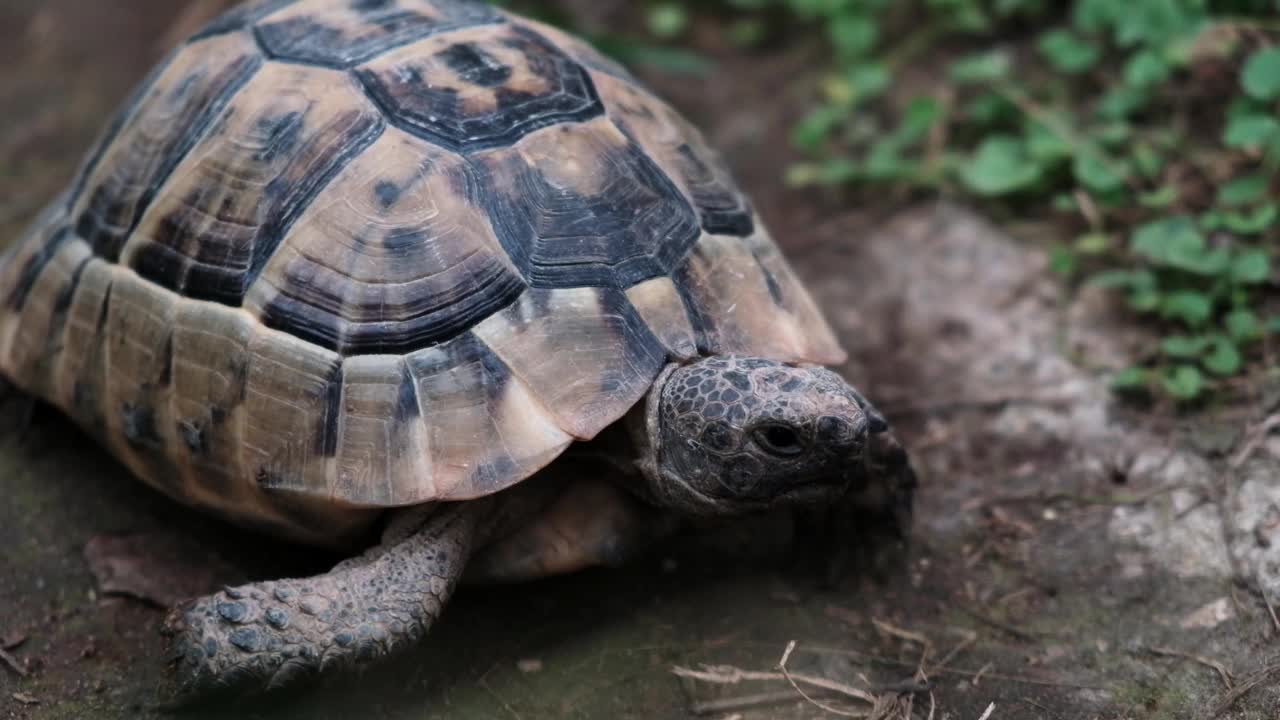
516 658 543 673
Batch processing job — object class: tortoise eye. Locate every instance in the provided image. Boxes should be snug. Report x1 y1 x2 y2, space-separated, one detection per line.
753 424 805 457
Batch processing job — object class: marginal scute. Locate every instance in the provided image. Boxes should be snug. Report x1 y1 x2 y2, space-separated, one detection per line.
590 71 754 237
99 271 186 495
355 22 603 152
0 232 91 397
474 116 700 288
72 32 263 263
333 355 431 504
255 0 502 69
745 230 845 363
169 302 255 503
49 261 116 435
245 127 525 355
472 286 668 439
673 233 845 364
404 332 572 500
123 62 385 307
240 329 343 496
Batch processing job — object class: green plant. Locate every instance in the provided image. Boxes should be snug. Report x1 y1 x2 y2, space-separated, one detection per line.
700 0 1279 403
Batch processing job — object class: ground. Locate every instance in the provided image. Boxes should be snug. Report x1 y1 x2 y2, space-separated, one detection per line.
2 2 1279 719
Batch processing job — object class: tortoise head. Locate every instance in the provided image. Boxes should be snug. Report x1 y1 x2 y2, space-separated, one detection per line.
640 356 912 526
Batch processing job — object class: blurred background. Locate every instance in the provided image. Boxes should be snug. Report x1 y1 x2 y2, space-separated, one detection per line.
2 1 1279 718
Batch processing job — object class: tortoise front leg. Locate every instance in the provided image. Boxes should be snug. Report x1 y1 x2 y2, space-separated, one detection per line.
161 502 479 701
466 478 679 583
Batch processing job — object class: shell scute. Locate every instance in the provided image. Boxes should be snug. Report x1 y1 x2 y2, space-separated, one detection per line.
355 22 602 152
122 62 385 306
72 33 263 263
245 127 525 355
474 116 700 288
254 0 502 69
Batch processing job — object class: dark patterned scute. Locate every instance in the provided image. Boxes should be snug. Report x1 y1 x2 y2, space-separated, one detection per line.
673 144 755 236
74 49 264 263
255 0 502 69
476 122 701 289
126 88 387 306
356 24 604 152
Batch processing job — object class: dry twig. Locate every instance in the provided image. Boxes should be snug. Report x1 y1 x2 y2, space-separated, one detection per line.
778 641 873 718
1211 662 1280 717
1229 412 1280 470
0 647 26 678
1144 646 1234 690
977 701 997 720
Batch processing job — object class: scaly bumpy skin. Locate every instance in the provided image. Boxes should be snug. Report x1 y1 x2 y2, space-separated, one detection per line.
160 504 477 702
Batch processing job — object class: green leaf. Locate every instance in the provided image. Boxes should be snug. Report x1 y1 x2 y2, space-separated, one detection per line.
1132 143 1165 179
1161 334 1210 358
791 105 843 151
1050 245 1078 276
965 93 1017 126
1130 216 1224 274
1129 288 1161 312
959 136 1042 196
1138 185 1178 208
1162 365 1205 400
1160 291 1213 326
1075 232 1111 254
1024 120 1073 162
864 140 911 180
847 63 891 101
1242 47 1280 101
1038 29 1100 73
1124 50 1171 88
815 157 861 184
1226 309 1261 342
1074 152 1127 194
1096 86 1149 119
1216 174 1269 206
1203 337 1242 376
1111 366 1149 391
1224 114 1280 149
949 50 1011 84
1095 121 1134 147
829 14 878 58
647 3 689 39
1089 268 1154 289
893 96 943 144
1231 249 1271 284
1200 210 1226 232
1223 204 1278 234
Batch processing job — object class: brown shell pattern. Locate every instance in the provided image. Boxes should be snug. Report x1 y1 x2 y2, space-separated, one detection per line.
0 0 844 543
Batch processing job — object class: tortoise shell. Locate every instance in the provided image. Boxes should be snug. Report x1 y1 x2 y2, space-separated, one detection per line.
0 0 843 543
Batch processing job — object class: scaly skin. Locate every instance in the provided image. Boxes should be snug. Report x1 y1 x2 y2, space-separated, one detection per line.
161 503 478 701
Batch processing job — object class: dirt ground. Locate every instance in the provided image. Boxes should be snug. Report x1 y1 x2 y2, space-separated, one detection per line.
2 2 1280 719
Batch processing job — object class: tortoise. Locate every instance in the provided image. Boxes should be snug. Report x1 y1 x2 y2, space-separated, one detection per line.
0 0 916 699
